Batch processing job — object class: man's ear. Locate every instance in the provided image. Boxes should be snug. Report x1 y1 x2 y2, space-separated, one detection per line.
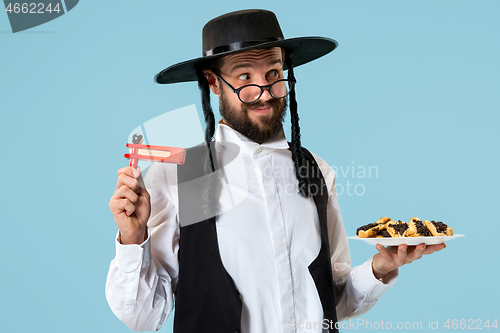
203 69 220 95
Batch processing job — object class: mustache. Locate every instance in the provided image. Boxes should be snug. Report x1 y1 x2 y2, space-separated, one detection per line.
244 98 283 109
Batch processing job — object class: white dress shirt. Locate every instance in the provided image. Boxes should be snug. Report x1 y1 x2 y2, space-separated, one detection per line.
106 123 397 332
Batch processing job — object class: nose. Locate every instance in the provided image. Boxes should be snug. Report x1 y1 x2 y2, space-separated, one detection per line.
259 86 272 101
253 76 273 101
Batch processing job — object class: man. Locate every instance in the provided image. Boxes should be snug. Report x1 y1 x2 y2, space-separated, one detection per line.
106 9 445 333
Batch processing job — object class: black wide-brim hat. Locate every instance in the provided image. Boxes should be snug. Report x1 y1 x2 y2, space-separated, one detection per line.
154 9 338 84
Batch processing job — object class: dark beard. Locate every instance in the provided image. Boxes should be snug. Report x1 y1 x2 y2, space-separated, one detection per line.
219 88 287 144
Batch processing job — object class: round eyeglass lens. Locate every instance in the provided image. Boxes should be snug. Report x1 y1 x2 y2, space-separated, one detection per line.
239 86 262 103
239 80 291 103
269 80 288 99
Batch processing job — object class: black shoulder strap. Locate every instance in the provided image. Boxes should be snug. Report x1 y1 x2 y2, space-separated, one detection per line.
300 147 339 332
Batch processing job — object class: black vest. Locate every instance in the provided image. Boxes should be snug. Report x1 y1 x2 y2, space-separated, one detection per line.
174 144 339 333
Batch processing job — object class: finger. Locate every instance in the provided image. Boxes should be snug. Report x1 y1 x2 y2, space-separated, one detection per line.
119 198 136 216
116 173 140 192
109 198 136 216
114 185 139 204
117 166 136 178
134 166 147 191
376 244 398 255
397 244 407 265
116 166 141 189
407 243 426 262
423 243 446 255
376 244 397 257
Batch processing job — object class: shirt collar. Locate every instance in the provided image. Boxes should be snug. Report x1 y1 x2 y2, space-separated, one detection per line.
215 123 290 154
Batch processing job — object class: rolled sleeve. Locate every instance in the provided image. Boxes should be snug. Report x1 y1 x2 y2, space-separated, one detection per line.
115 230 152 273
349 257 398 303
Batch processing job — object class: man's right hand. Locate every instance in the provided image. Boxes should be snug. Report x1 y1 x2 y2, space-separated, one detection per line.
109 166 151 245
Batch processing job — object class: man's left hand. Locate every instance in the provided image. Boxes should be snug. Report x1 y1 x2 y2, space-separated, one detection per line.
372 243 446 280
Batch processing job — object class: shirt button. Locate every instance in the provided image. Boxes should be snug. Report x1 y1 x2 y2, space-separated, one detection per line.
255 147 262 154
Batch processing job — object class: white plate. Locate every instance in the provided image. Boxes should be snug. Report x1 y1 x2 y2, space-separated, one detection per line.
347 234 465 246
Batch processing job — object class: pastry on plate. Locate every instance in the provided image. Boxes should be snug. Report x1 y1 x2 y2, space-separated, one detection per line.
424 220 454 236
375 217 391 225
355 217 454 238
356 221 388 238
374 228 392 238
407 218 432 237
386 220 410 237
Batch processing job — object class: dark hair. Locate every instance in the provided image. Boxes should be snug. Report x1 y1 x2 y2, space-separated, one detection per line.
196 66 220 217
196 66 216 171
209 56 225 73
284 51 310 197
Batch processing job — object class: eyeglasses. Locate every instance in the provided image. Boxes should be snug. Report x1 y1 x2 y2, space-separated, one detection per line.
215 73 296 104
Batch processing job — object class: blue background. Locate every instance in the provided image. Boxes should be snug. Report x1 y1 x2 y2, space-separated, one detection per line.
1 0 499 332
